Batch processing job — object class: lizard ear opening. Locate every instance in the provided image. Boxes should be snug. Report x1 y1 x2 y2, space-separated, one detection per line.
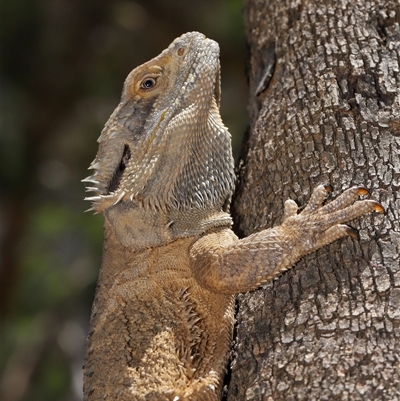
107 144 131 194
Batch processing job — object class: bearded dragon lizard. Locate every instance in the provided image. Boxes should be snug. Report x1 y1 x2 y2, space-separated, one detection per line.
82 32 384 400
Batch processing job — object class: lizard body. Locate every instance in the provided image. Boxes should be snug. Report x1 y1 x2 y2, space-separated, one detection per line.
83 32 383 400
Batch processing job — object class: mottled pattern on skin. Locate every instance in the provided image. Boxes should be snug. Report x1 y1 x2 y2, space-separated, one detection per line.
83 32 383 400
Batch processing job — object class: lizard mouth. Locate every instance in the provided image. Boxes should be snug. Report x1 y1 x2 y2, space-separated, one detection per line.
82 143 132 211
107 144 131 194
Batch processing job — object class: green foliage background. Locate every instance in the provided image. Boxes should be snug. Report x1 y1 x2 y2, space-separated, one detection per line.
1 1 247 400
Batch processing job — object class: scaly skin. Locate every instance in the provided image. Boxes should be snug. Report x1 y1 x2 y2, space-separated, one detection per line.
82 32 383 400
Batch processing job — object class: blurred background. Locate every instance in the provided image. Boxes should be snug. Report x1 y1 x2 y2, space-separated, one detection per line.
1 1 247 400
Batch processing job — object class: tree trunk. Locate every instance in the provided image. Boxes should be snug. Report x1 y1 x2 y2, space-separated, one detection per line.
228 0 400 400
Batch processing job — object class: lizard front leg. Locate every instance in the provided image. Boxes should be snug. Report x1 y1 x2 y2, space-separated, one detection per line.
190 185 384 294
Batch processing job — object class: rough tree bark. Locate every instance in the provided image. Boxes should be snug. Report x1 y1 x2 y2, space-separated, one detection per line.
228 0 400 400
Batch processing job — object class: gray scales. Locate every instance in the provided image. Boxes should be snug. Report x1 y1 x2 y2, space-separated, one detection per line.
82 32 384 400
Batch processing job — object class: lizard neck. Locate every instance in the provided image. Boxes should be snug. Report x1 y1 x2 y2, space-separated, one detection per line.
103 201 232 253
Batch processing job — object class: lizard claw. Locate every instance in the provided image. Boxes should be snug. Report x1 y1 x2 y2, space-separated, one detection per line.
372 201 385 213
344 225 360 240
356 186 370 196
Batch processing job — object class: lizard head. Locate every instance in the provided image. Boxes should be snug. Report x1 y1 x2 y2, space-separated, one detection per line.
83 32 235 214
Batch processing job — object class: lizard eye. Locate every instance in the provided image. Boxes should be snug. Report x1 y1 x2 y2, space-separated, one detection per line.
140 77 157 90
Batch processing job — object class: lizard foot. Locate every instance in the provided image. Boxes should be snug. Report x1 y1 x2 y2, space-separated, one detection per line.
281 185 384 255
189 185 384 293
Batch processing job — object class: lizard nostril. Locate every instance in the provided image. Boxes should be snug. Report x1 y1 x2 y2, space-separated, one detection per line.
177 47 185 56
